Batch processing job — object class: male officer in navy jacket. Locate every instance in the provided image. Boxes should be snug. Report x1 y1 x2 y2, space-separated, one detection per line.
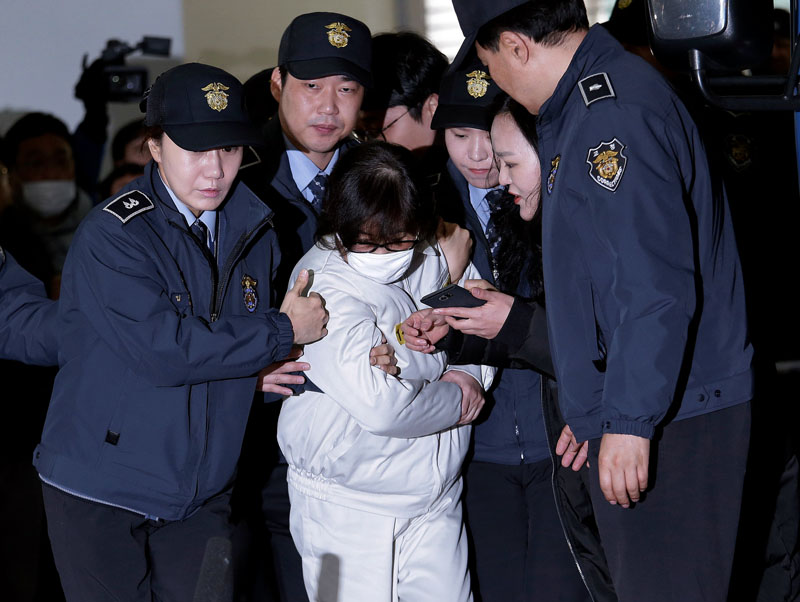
236 12 371 601
449 1 754 601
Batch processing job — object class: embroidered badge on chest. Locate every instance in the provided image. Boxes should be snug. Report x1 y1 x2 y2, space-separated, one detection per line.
586 138 627 191
241 275 258 313
548 155 561 194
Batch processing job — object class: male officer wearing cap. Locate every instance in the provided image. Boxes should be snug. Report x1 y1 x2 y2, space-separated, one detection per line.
235 12 371 602
240 11 370 291
32 62 328 602
448 1 754 601
430 61 593 601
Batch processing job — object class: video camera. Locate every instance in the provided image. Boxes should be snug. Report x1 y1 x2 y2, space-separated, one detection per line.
81 36 171 102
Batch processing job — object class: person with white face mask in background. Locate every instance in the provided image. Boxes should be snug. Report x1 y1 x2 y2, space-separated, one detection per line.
278 141 493 602
3 112 93 296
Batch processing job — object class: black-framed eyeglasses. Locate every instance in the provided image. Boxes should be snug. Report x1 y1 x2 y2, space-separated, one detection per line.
353 108 411 143
348 237 418 253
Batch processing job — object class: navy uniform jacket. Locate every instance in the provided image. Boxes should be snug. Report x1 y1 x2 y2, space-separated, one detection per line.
538 26 754 443
33 162 294 521
0 247 58 365
434 160 548 464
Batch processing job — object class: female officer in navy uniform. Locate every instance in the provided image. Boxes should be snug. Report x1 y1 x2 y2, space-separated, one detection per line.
411 79 598 601
32 62 328 602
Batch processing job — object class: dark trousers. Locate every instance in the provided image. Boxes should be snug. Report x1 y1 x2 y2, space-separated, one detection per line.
587 403 751 602
233 396 308 602
262 463 308 602
463 458 592 602
42 484 233 602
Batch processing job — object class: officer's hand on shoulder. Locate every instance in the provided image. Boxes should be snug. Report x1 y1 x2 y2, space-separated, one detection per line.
280 269 329 344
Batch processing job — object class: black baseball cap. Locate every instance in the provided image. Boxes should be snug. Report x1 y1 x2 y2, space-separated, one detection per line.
431 58 505 131
278 12 372 87
449 0 529 74
141 63 262 152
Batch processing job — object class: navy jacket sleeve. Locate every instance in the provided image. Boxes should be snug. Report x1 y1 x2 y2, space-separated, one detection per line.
568 99 699 438
60 219 294 387
0 248 59 365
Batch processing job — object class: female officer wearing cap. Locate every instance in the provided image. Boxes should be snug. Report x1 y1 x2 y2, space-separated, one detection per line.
419 64 592 601
32 62 328 602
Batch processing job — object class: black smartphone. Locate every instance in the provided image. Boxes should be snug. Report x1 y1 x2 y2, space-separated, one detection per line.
420 284 487 309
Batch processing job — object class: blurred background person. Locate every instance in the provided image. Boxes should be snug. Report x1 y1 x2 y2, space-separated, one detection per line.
3 112 93 296
109 119 151 170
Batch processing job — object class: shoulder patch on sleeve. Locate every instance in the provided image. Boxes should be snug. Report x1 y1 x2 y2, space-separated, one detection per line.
586 138 627 191
102 190 155 224
578 72 615 106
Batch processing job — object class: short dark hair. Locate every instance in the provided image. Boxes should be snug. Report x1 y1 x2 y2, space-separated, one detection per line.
363 32 448 122
3 112 71 168
111 119 147 164
476 0 588 51
317 141 438 251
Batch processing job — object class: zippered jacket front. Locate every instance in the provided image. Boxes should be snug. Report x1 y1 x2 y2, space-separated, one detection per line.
33 162 294 521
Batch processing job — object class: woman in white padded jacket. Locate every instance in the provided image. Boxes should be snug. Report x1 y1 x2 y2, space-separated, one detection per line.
278 141 493 602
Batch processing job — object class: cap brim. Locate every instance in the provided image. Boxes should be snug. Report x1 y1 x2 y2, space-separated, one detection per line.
286 58 373 88
431 104 492 131
164 121 263 152
447 32 479 76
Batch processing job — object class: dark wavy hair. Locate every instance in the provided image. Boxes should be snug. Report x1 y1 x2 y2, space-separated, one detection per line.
490 95 544 300
317 141 438 252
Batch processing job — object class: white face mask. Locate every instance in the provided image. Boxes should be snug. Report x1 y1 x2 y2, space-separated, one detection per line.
346 248 415 284
22 180 76 218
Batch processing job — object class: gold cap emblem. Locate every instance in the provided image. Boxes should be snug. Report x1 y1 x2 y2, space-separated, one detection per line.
201 82 230 112
325 22 352 49
466 70 490 99
618 0 633 8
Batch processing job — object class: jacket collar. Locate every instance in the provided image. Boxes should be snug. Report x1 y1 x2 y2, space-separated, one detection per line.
143 161 274 242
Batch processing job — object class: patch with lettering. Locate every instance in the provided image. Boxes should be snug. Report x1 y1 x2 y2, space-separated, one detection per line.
103 190 155 223
586 138 627 192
